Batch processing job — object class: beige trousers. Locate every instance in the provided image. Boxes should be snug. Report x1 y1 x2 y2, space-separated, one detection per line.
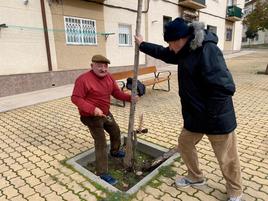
178 128 242 197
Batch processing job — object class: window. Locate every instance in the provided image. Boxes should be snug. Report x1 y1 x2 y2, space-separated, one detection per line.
207 25 217 34
227 0 234 6
226 28 233 41
64 16 97 45
118 24 132 46
163 16 172 33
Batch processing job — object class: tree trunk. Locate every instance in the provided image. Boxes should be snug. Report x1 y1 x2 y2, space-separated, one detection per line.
123 0 143 169
265 64 268 74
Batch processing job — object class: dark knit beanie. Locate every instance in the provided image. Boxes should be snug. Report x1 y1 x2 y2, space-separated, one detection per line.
164 17 190 42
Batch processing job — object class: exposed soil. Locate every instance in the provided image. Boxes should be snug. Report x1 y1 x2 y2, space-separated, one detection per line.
84 150 155 191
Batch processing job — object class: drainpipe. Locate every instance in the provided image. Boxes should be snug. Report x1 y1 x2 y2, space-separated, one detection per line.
40 0 52 71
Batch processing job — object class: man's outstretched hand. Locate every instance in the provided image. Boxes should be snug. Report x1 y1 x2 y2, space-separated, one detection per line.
134 35 144 46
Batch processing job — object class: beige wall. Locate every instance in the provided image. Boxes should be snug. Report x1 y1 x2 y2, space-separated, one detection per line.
144 0 180 67
50 0 106 70
199 0 228 50
233 0 244 50
0 0 53 75
147 0 179 46
104 0 176 68
103 0 146 67
233 21 243 50
104 0 179 68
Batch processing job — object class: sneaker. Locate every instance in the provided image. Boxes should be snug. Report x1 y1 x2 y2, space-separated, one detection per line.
175 177 206 188
100 174 118 185
228 195 242 201
110 150 125 158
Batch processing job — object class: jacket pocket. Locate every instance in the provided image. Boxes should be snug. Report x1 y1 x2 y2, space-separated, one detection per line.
206 97 228 117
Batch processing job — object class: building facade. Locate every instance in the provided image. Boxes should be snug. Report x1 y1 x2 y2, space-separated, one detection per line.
0 0 244 97
0 0 57 75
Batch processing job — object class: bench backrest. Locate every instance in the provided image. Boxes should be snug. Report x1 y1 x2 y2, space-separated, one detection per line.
111 66 157 80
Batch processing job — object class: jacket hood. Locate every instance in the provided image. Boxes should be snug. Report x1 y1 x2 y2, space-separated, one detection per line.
189 21 218 50
203 30 218 44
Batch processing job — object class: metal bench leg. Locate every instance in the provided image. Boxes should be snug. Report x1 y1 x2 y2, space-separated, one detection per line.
152 80 170 92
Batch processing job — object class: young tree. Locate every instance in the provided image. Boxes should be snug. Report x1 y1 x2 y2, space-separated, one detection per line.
123 0 143 169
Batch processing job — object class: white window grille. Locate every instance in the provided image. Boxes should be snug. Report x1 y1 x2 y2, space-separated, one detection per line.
64 16 97 45
118 24 132 46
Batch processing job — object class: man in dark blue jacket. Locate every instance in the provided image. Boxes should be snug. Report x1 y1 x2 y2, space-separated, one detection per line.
135 18 242 201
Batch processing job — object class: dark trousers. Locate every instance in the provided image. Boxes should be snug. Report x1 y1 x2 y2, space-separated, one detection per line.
80 113 121 175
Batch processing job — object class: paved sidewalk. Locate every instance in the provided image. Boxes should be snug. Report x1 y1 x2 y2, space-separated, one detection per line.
0 50 268 201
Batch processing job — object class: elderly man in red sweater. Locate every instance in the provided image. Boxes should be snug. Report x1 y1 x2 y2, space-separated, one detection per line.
71 54 135 185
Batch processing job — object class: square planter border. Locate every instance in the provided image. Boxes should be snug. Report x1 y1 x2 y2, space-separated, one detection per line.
66 136 180 194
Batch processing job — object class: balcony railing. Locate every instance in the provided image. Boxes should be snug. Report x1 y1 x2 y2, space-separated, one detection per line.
226 5 243 21
179 0 206 10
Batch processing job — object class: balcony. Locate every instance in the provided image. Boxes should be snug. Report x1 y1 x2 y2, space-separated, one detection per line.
226 5 243 22
179 0 206 10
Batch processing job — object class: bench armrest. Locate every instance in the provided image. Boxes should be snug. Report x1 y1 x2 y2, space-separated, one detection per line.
116 80 125 91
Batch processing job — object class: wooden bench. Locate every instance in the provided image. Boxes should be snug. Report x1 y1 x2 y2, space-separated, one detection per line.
111 66 171 107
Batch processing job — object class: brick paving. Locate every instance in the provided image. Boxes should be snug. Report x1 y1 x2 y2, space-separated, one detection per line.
0 50 268 200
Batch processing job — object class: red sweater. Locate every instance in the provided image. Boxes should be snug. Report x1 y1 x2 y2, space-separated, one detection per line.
71 70 131 116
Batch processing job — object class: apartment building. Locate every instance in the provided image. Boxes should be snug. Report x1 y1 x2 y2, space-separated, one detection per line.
104 0 244 67
0 0 244 97
242 0 268 46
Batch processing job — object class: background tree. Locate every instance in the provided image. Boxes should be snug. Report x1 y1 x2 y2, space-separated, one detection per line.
243 0 268 31
245 29 258 46
243 0 268 74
